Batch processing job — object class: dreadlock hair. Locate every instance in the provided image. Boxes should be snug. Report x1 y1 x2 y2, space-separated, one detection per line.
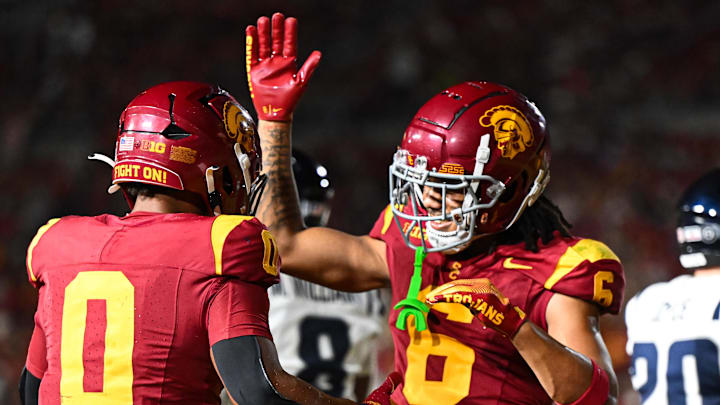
494 195 573 253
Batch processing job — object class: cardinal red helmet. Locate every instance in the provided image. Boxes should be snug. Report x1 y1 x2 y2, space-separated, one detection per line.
389 81 550 252
91 81 264 215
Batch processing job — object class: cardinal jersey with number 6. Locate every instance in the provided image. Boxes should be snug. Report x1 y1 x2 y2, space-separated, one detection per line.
369 204 625 404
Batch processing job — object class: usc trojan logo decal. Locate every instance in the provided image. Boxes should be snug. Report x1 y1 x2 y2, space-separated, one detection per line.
223 101 256 154
480 106 534 159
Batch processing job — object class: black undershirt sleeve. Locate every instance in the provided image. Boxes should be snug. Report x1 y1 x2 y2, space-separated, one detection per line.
19 367 40 405
212 336 296 405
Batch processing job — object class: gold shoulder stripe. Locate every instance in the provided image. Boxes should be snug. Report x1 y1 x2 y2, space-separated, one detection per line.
544 239 620 290
27 218 61 282
211 215 253 275
380 204 395 235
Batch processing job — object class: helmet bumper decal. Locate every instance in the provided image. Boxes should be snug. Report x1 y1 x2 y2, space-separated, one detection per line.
677 219 720 270
113 160 184 190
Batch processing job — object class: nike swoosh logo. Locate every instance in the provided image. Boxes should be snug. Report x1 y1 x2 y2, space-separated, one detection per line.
503 257 532 270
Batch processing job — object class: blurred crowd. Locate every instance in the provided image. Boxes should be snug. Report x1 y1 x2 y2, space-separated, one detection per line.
1 1 719 403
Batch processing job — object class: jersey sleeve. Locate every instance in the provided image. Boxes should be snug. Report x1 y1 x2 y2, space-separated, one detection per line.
540 238 625 314
210 215 280 287
369 205 395 241
26 218 62 287
206 278 273 346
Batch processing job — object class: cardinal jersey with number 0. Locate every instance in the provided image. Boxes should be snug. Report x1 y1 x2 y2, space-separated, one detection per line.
24 212 280 405
625 274 720 404
268 274 391 400
369 205 625 405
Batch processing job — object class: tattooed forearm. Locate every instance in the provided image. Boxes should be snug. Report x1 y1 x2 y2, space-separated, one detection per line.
256 120 304 233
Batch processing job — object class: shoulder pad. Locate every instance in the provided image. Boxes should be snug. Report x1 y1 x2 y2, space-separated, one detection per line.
211 215 279 286
542 238 625 314
544 239 620 289
26 218 62 285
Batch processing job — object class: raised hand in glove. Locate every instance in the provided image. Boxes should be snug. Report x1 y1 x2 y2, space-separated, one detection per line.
245 12 321 121
361 371 402 405
426 278 526 338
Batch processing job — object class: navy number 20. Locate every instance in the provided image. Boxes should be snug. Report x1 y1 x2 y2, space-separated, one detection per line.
632 339 720 403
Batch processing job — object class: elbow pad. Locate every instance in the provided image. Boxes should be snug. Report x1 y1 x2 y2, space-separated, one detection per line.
567 359 610 405
212 336 295 405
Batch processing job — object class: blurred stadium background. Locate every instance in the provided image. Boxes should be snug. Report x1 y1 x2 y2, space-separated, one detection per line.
1 1 719 403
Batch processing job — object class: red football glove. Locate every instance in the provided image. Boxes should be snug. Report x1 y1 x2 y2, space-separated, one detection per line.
361 371 402 405
245 12 321 121
426 278 526 338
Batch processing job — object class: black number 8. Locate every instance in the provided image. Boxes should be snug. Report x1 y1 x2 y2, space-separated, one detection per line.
297 316 351 397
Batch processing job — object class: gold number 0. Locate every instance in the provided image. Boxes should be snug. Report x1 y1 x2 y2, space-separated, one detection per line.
403 319 475 404
60 272 134 404
261 230 279 276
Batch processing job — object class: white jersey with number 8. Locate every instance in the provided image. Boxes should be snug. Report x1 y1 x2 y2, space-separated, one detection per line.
268 273 392 401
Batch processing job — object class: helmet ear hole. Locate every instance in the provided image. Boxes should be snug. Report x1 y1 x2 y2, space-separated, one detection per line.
500 171 530 204
499 178 519 203
222 167 234 195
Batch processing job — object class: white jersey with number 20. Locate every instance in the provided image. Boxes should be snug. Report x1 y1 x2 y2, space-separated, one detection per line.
625 274 720 405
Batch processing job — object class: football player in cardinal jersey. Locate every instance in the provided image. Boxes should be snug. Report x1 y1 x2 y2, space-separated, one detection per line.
625 169 720 404
248 12 624 405
267 149 392 401
18 81 399 405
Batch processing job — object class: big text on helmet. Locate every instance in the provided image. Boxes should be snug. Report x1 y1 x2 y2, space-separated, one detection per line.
140 140 166 154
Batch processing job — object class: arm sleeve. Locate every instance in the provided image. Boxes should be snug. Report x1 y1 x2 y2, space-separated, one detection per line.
207 278 274 346
212 336 295 405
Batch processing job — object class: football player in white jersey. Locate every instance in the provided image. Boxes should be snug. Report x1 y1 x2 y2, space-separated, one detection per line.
267 149 392 401
625 168 720 404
